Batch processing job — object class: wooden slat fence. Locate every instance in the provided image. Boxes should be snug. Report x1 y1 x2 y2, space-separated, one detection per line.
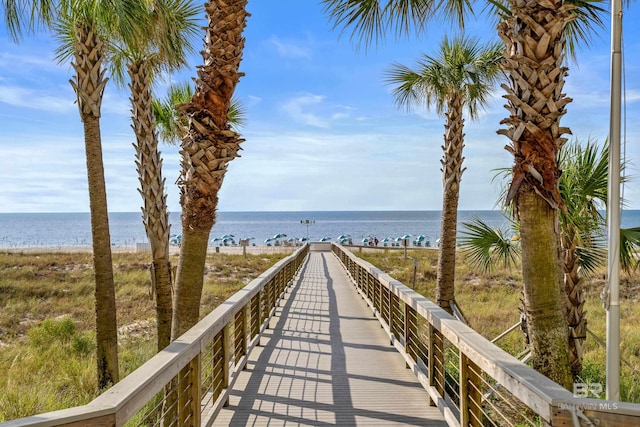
332 243 640 427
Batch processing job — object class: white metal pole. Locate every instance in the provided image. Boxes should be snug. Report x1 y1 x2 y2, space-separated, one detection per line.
606 0 623 401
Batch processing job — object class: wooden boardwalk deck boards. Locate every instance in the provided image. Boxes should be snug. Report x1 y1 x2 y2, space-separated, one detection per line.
216 250 446 426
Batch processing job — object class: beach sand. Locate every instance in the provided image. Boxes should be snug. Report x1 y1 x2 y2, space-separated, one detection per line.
0 244 299 255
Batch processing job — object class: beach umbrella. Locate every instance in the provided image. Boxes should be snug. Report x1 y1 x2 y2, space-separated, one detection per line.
416 235 426 241
221 234 234 239
401 234 411 239
300 237 308 242
320 236 332 242
273 233 287 239
337 234 351 240
382 237 391 242
264 237 273 243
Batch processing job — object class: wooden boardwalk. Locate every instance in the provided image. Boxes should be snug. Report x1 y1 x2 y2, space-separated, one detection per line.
216 249 446 426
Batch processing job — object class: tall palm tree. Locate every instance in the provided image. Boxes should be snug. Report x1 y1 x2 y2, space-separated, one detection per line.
322 0 605 389
171 0 248 340
385 36 503 314
52 0 150 389
110 0 199 352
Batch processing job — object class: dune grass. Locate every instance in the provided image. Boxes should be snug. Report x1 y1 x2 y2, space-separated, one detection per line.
357 247 640 403
1 247 639 421
0 250 287 421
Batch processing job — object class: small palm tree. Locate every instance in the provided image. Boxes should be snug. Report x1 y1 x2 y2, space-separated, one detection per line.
385 35 503 314
461 138 638 377
153 82 246 145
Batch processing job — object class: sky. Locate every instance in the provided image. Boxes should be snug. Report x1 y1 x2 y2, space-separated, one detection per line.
0 1 639 213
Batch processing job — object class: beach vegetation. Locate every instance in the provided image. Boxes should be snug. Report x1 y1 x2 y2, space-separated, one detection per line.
0 250 287 421
385 36 503 315
460 138 640 377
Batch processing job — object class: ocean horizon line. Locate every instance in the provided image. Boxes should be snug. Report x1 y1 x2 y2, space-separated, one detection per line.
1 209 504 215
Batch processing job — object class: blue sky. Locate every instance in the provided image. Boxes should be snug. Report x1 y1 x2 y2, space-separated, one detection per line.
0 1 639 213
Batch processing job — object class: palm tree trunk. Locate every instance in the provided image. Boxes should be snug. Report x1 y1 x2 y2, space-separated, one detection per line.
497 0 574 388
171 0 248 340
518 188 572 388
71 23 119 389
562 233 586 376
172 225 211 338
128 59 173 351
436 96 466 313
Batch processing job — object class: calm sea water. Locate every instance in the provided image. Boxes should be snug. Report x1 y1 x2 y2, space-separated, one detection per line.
0 210 639 248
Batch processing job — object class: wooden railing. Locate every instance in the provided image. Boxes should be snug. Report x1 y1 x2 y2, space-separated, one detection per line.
1 244 309 427
332 243 640 427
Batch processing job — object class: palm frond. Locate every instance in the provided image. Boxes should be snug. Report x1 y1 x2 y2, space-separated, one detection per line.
620 227 640 273
459 217 520 272
564 0 607 62
322 0 467 50
384 35 503 118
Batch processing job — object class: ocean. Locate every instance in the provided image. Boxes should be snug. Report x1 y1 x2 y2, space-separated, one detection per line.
0 210 639 248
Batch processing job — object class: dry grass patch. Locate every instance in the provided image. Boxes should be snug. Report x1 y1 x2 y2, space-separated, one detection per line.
0 250 287 421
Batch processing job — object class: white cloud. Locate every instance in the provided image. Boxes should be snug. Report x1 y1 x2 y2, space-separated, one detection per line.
267 36 312 59
281 94 330 128
0 84 75 112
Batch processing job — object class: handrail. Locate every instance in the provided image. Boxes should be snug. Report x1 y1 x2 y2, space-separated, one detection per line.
331 243 640 427
1 244 310 427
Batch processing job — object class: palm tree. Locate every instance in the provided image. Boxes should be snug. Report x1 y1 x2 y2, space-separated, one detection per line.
385 36 503 314
559 138 609 376
461 138 638 377
2 0 140 391
51 0 147 389
171 0 248 340
322 0 606 389
109 0 198 352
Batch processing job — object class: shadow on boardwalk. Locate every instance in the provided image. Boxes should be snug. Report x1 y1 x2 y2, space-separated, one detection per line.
216 251 446 426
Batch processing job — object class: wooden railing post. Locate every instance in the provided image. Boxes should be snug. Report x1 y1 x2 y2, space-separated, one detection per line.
222 323 231 407
460 353 483 426
234 307 247 365
389 292 398 338
429 324 443 407
178 355 201 427
250 293 260 341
